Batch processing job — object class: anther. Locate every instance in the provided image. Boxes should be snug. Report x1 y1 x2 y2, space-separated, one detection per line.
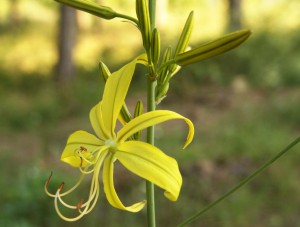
58 182 65 192
45 171 53 189
77 199 84 211
80 146 87 152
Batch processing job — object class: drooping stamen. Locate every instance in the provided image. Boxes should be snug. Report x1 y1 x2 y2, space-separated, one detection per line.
80 157 83 167
45 171 56 197
55 187 89 222
45 171 53 188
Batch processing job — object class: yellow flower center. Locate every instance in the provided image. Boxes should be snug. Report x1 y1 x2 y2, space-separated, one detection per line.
105 139 117 148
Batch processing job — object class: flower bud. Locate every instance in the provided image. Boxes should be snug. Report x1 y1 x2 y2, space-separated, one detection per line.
120 105 132 125
55 0 117 20
133 100 144 140
155 82 169 105
150 28 161 66
136 0 152 50
168 11 194 73
174 29 251 66
158 46 172 85
174 11 194 56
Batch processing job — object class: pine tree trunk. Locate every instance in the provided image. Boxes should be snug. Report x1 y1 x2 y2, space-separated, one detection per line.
55 5 77 82
228 0 242 30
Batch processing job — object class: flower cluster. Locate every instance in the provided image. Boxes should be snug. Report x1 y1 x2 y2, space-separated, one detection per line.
48 0 250 222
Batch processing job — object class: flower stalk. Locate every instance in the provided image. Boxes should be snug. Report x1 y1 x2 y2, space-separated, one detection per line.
146 1 157 226
48 0 252 225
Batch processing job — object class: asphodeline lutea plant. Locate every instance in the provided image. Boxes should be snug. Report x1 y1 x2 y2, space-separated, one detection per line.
47 0 251 223
45 55 194 221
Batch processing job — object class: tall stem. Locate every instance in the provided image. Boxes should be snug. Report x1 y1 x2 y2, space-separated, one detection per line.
146 78 156 227
146 1 156 227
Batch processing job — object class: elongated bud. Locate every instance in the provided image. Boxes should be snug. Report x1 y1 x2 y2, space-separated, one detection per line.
120 104 132 124
99 61 111 82
155 82 169 105
168 11 194 73
150 28 161 66
174 11 194 56
133 100 143 140
136 0 152 50
158 46 172 84
134 100 143 119
55 0 117 20
174 29 251 66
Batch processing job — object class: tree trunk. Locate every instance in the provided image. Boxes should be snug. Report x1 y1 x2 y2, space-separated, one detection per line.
9 0 20 26
227 0 242 30
55 5 77 82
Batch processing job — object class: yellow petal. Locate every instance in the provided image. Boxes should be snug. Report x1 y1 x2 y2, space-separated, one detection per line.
117 110 194 148
90 101 110 139
61 131 103 167
101 58 138 137
103 153 147 212
136 53 148 66
116 141 182 201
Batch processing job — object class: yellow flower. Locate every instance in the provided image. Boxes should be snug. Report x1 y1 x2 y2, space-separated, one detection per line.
45 56 194 221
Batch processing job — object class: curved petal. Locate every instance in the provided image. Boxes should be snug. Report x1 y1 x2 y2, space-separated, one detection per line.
61 131 104 167
136 53 148 66
116 141 182 201
101 59 138 137
103 153 146 212
117 110 194 148
90 102 110 139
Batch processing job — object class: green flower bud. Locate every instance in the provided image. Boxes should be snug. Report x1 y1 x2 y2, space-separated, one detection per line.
174 29 251 66
133 100 144 140
168 11 194 73
158 46 172 85
150 28 161 66
120 104 132 124
136 0 152 50
55 0 117 20
174 11 194 56
155 82 169 105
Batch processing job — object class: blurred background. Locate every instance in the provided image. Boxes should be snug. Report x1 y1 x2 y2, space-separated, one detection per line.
0 0 300 226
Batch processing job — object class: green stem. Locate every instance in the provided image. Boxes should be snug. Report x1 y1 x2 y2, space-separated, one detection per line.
146 79 156 227
146 1 156 227
177 137 300 227
115 13 138 24
148 0 156 29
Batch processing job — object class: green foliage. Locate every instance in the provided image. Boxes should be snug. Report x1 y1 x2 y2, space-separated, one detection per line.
0 71 102 132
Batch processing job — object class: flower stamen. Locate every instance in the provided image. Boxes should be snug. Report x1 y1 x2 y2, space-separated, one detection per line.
45 171 55 197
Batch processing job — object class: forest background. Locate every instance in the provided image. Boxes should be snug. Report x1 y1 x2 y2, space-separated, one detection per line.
1 0 300 226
